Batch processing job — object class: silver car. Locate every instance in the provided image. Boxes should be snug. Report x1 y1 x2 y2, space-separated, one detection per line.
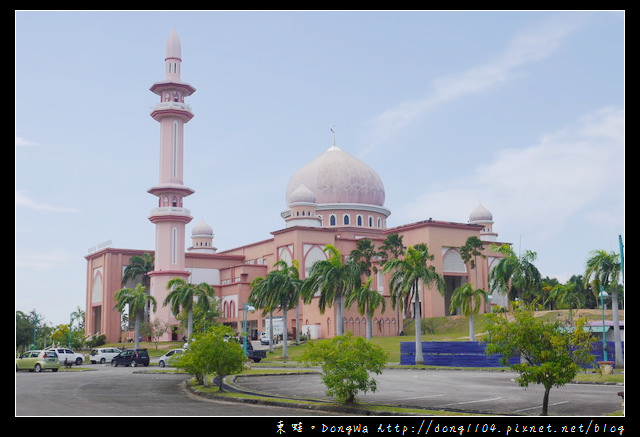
158 348 184 367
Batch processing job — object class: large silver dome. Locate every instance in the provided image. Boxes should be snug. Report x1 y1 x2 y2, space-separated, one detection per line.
286 145 386 207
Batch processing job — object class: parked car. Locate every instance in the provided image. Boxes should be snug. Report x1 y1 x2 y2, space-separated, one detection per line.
90 347 122 364
46 347 84 365
158 348 184 367
111 349 150 367
260 333 270 345
235 337 266 362
16 350 60 372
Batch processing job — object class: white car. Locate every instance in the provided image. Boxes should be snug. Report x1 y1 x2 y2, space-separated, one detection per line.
46 347 84 365
158 348 184 367
90 347 122 364
260 333 270 345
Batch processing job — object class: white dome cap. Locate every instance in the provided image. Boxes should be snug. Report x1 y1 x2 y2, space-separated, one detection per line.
288 183 316 205
286 145 385 206
469 203 493 222
191 219 214 237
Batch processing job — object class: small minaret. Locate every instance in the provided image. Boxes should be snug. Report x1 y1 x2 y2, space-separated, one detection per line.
188 219 217 253
147 30 196 337
469 202 498 242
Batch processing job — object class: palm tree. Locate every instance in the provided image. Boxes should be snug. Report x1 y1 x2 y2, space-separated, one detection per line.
379 234 406 334
460 236 486 288
449 283 487 341
114 283 157 349
250 260 301 359
122 253 154 288
549 282 585 321
301 245 360 337
384 244 445 365
584 250 622 366
163 278 216 343
345 277 386 340
489 244 542 304
349 238 383 278
70 306 85 330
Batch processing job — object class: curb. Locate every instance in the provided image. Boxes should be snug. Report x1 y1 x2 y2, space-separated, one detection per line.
183 372 428 416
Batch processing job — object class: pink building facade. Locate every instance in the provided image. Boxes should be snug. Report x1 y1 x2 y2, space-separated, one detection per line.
85 31 509 344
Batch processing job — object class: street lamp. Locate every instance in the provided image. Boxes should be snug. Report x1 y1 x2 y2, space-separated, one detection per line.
243 303 255 357
68 314 73 349
599 287 609 362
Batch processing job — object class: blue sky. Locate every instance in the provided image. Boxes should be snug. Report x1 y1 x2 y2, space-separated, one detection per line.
15 11 624 326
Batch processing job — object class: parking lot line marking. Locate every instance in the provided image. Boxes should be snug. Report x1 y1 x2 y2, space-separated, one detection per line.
398 394 447 401
513 401 569 413
435 396 502 407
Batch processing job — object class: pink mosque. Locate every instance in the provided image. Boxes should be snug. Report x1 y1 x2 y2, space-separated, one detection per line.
84 30 510 344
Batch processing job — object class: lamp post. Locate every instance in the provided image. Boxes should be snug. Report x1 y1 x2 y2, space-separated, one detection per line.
243 303 255 357
68 314 73 349
599 287 609 362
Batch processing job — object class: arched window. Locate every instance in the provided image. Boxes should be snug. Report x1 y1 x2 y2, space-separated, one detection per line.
343 214 350 225
329 215 337 226
357 215 363 226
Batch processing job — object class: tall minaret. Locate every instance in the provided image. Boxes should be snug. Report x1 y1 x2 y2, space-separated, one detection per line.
147 30 196 338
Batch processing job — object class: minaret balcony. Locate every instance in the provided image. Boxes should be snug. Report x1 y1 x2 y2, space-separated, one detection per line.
150 101 194 121
148 206 193 224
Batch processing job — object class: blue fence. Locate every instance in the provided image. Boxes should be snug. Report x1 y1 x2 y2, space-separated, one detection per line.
400 341 624 367
591 341 624 363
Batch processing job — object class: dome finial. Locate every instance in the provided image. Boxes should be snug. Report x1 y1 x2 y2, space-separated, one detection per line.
330 125 336 146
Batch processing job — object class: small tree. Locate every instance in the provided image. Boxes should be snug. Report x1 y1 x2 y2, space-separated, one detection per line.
301 332 387 403
173 325 245 390
145 319 171 350
485 304 595 416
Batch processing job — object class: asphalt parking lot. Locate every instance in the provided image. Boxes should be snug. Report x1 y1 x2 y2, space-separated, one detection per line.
232 368 623 416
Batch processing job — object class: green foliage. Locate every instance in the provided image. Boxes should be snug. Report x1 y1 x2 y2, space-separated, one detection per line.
485 304 595 415
173 325 245 389
489 244 542 303
85 334 106 348
300 332 387 403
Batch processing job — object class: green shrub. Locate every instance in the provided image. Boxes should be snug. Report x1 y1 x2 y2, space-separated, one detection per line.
301 332 387 403
173 325 245 389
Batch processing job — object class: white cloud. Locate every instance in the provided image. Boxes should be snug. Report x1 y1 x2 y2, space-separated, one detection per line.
15 190 81 213
362 13 586 155
15 135 37 147
395 106 624 242
15 248 77 271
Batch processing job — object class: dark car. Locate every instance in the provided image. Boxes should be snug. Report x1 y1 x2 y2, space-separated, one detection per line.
110 349 150 367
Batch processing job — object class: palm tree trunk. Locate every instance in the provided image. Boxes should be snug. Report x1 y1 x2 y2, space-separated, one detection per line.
187 308 193 342
295 302 300 345
336 294 344 336
611 290 623 367
468 312 475 341
414 280 424 365
134 316 141 349
268 312 274 353
282 306 289 359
